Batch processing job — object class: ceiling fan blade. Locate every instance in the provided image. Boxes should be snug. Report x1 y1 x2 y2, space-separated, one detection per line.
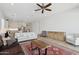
42 10 43 13
42 10 44 13
44 3 52 8
45 9 52 11
36 3 43 8
35 9 41 11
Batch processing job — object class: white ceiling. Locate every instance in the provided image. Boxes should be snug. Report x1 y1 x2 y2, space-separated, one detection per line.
0 3 78 22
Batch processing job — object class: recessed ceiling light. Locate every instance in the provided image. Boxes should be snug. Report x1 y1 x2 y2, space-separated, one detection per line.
27 16 30 18
11 3 14 6
33 11 35 13
14 13 16 16
45 15 47 16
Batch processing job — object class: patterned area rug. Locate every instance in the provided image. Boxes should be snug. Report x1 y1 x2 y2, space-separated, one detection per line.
20 42 53 55
20 41 77 55
0 44 24 55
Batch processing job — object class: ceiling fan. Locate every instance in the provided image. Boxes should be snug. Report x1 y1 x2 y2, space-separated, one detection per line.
35 3 52 14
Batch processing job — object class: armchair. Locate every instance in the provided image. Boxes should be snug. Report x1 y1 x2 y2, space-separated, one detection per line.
0 35 24 55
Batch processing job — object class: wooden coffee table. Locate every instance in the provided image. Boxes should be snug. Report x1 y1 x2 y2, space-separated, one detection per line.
31 40 50 55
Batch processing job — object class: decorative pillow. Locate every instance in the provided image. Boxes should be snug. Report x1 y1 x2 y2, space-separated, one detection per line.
5 31 9 38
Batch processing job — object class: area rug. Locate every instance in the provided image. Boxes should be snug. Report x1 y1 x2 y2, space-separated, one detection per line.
0 44 24 55
20 41 77 55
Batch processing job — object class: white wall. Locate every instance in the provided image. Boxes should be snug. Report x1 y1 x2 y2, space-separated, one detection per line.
32 8 79 34
0 11 4 19
32 21 40 34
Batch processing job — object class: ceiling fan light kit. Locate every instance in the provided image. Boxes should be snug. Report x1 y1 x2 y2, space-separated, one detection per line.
35 3 52 14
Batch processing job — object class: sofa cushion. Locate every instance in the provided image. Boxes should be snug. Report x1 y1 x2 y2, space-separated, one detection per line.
6 38 17 46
